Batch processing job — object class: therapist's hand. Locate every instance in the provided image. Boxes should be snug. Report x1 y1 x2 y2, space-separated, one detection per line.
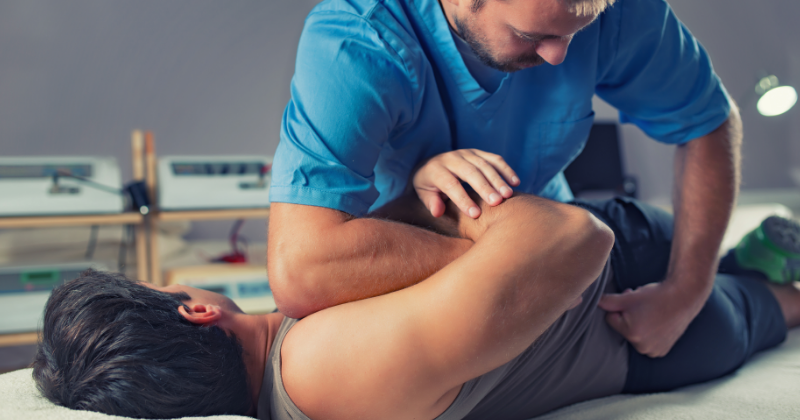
598 277 706 358
412 149 520 218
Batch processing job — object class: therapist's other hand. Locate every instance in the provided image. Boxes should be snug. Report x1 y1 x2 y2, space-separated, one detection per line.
413 149 519 219
598 280 698 358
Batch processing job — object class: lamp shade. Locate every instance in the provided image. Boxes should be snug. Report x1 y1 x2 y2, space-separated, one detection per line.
757 85 797 117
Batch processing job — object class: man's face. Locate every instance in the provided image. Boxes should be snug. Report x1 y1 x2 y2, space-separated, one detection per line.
451 0 600 72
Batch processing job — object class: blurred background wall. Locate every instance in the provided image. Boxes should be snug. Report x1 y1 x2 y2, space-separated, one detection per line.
1 0 798 241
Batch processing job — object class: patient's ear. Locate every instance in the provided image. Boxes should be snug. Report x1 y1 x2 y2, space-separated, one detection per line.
178 304 223 326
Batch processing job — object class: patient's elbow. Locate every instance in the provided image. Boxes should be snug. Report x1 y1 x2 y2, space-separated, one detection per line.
579 209 614 250
588 215 615 264
563 208 615 282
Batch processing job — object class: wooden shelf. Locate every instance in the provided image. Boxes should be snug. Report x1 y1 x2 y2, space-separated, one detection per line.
0 212 143 229
0 332 38 347
156 208 270 222
0 132 154 347
0 210 147 348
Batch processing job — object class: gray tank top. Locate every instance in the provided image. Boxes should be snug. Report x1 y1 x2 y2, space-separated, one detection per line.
257 261 627 420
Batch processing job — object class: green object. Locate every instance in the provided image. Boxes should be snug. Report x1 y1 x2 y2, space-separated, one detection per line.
735 216 800 284
20 269 61 286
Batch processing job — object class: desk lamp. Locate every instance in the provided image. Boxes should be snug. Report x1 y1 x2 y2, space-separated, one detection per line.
755 75 797 117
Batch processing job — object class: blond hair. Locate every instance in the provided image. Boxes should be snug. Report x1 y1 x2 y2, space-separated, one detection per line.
471 0 617 16
562 0 616 16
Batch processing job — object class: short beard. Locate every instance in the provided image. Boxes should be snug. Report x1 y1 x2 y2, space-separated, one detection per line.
453 14 544 73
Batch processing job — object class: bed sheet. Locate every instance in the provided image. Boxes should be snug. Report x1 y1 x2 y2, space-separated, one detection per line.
1 329 798 420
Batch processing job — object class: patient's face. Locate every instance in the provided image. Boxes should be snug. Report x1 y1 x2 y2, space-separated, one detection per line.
143 282 245 314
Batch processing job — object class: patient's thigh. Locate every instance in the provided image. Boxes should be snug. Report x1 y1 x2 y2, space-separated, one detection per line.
572 197 673 291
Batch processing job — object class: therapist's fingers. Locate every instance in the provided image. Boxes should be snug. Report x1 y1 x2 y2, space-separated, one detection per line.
433 170 481 218
416 188 447 218
462 151 516 200
471 150 520 189
412 149 515 218
604 311 630 338
440 154 503 207
597 291 632 312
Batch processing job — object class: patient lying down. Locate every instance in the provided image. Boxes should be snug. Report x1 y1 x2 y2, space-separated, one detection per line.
33 194 800 420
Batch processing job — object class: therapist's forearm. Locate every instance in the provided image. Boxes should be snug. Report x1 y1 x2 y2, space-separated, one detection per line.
668 108 742 305
267 202 472 319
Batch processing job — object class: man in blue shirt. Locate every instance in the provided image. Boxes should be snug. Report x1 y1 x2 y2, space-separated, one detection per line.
268 0 742 359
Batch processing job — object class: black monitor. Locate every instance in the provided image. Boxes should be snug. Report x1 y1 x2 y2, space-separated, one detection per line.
564 122 637 198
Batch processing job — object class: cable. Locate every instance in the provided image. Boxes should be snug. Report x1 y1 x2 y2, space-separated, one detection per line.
211 219 248 263
52 170 151 214
118 225 132 272
52 170 123 195
85 225 99 260
52 170 141 271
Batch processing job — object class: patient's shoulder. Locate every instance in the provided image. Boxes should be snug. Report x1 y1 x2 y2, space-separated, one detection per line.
277 299 460 420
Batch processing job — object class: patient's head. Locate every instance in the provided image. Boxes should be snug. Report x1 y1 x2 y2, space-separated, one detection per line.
32 270 251 418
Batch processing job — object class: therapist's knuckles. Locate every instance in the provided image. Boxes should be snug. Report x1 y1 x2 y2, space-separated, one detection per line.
625 325 675 357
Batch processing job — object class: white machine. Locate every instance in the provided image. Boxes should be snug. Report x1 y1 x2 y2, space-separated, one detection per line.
165 265 276 314
0 157 124 216
0 262 107 334
158 155 272 211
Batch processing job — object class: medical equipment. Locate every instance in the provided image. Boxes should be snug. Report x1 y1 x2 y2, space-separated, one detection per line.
0 157 124 216
165 264 275 314
0 262 107 334
157 156 272 211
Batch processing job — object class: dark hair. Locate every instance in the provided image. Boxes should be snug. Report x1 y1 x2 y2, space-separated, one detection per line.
32 270 251 418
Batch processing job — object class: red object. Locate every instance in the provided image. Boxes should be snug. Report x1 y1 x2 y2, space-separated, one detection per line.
211 219 248 264
216 253 247 263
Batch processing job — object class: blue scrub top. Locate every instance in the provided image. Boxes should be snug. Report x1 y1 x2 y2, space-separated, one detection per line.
270 0 732 216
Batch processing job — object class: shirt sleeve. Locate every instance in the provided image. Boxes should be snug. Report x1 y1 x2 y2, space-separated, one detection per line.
595 0 731 144
269 11 414 216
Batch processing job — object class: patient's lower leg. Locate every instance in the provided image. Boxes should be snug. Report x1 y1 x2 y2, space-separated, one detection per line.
765 282 800 328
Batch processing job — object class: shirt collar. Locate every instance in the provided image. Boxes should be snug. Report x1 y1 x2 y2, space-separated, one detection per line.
414 0 507 105
448 25 507 93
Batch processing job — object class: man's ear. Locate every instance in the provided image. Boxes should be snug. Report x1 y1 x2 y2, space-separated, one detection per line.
178 304 223 326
